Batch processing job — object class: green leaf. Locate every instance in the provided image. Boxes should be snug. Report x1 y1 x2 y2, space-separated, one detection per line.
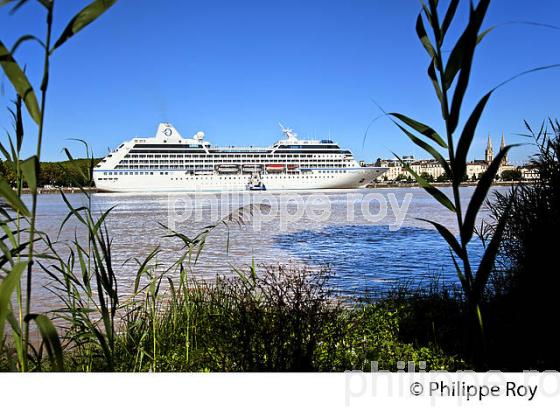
52 0 117 51
0 262 26 348
441 0 459 38
14 94 24 152
418 218 464 258
0 178 30 216
472 192 514 301
133 247 160 294
461 145 516 245
427 59 443 104
427 0 441 46
10 34 47 55
477 26 494 44
21 155 39 194
447 0 491 133
389 112 447 148
453 91 492 186
0 41 41 125
36 0 51 9
392 120 452 177
25 314 64 371
395 153 456 212
416 12 436 59
450 250 468 290
475 304 484 334
92 205 116 236
443 13 491 92
0 0 27 13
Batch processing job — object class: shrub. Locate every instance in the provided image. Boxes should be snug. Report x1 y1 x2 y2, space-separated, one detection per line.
487 119 560 370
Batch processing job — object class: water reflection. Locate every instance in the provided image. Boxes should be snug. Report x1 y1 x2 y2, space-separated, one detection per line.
274 224 484 294
24 186 509 310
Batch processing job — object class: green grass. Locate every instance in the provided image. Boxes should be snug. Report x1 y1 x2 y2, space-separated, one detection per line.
47 264 465 372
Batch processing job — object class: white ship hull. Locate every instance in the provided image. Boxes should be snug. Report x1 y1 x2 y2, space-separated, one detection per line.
94 167 386 193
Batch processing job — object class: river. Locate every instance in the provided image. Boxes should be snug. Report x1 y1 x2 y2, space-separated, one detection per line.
23 185 510 310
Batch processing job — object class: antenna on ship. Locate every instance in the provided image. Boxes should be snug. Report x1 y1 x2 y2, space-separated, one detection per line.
278 122 298 141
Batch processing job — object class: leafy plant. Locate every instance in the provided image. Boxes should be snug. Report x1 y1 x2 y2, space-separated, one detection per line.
387 0 516 361
0 0 117 371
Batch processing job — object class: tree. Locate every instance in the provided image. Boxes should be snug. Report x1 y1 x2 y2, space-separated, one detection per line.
420 171 434 183
436 172 450 182
500 169 522 181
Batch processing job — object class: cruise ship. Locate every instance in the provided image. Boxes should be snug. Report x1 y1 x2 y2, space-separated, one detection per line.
93 123 387 192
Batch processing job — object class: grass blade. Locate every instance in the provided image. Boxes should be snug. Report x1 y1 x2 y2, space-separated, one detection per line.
441 0 459 38
447 0 490 133
462 145 515 245
0 262 27 348
0 41 41 124
21 155 39 194
25 313 64 371
417 217 464 258
0 178 30 216
52 0 117 51
472 192 514 300
416 12 436 59
392 120 451 177
389 112 447 148
453 91 492 185
395 153 456 212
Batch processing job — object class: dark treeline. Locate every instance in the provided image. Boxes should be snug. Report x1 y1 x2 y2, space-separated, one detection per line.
0 159 99 188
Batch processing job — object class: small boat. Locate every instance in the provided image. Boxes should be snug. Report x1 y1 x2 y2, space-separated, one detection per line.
242 164 264 173
216 164 240 174
265 164 285 173
246 173 266 191
287 164 300 171
247 181 266 191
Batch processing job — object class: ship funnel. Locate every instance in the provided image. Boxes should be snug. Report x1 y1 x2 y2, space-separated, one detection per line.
156 123 183 140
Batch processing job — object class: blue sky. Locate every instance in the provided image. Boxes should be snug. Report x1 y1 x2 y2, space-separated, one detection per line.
1 0 559 164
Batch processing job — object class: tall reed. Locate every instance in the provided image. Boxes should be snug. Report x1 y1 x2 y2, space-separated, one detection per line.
387 0 557 365
0 0 117 371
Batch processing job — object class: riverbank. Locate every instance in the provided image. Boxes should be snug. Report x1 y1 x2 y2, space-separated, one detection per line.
20 186 98 194
18 181 527 194
1 264 467 372
366 181 527 188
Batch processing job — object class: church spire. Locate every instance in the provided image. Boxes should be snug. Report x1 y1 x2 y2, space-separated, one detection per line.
485 133 494 163
500 132 508 165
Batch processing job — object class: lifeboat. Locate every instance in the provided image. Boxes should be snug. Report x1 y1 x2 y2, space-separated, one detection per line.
287 164 300 171
242 164 264 173
265 164 285 173
215 164 240 174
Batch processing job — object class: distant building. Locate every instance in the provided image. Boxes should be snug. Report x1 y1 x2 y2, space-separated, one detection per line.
465 160 488 179
500 132 508 166
485 133 494 163
373 133 522 182
519 165 539 180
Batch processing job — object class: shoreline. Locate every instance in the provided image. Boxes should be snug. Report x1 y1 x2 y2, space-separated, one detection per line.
20 180 528 194
366 181 527 188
